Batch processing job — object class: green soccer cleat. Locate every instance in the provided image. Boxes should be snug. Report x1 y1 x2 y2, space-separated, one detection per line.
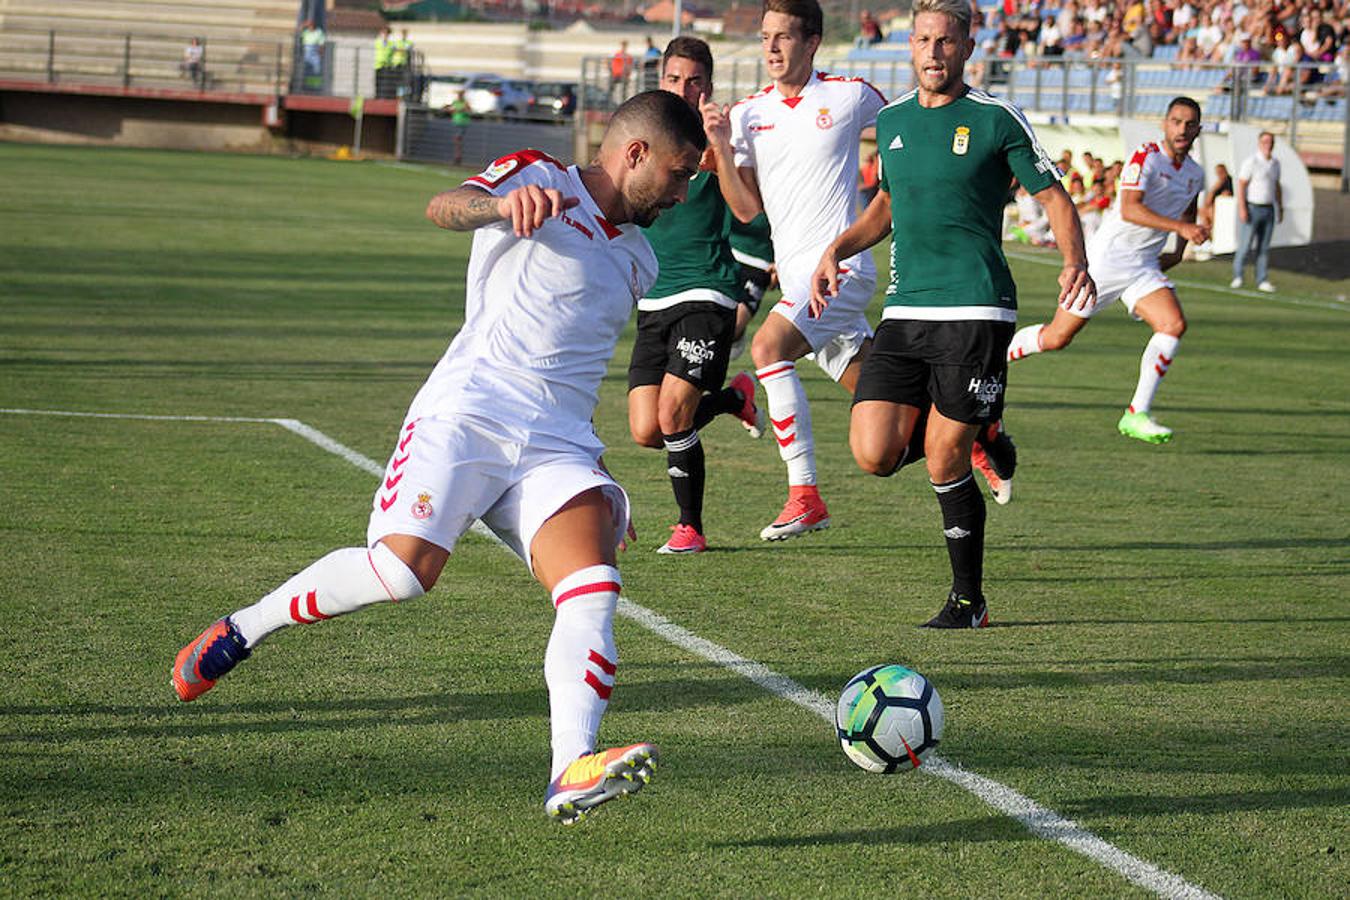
1117 410 1173 444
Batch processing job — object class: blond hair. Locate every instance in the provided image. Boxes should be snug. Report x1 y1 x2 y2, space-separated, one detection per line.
911 0 973 34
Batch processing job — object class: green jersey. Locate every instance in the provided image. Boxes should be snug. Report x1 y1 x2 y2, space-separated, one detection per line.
639 170 741 311
729 212 773 271
876 87 1059 321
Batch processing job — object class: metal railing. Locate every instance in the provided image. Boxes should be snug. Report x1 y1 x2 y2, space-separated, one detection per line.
0 27 289 94
576 52 1347 182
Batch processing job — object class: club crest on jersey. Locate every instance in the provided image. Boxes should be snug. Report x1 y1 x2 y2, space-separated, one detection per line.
952 126 971 155
411 492 434 520
815 108 834 130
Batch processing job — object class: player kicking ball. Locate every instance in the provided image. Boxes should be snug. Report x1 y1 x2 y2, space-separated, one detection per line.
170 91 707 823
1005 96 1208 444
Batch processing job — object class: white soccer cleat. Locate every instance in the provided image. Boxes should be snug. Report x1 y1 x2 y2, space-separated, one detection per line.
1229 277 1243 289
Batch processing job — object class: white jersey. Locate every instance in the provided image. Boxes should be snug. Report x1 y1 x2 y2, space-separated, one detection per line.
1088 141 1204 269
730 70 886 295
408 150 657 455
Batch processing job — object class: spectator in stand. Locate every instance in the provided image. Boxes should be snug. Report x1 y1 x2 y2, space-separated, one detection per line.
1076 171 1111 243
856 9 886 46
300 19 325 92
1318 43 1348 97
391 29 413 98
1058 148 1078 185
1084 0 1111 27
1173 0 1198 37
1123 0 1148 36
609 40 633 103
1196 11 1225 57
642 35 662 90
181 36 204 88
1269 29 1302 92
374 26 396 98
1177 33 1206 65
1042 14 1067 54
1063 18 1090 53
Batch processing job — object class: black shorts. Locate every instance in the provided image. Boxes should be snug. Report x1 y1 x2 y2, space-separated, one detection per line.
853 318 1014 424
738 263 772 316
627 301 737 392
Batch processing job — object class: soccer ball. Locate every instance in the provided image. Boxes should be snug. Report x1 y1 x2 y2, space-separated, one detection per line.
835 664 944 773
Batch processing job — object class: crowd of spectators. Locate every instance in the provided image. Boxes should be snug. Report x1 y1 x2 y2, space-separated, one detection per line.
982 0 1349 97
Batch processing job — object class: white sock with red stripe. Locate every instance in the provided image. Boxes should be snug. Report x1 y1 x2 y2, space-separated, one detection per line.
756 361 816 487
230 542 425 648
1128 332 1181 414
1006 323 1045 362
545 564 620 780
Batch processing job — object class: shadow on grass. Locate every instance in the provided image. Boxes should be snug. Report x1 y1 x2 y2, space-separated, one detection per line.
712 814 1029 849
1062 786 1350 818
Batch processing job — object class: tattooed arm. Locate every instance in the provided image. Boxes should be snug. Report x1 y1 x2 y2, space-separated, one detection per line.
426 184 580 238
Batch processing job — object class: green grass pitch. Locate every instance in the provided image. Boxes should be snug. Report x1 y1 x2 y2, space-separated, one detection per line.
1 143 1346 898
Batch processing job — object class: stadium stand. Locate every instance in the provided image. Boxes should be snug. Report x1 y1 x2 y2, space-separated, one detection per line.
0 0 297 92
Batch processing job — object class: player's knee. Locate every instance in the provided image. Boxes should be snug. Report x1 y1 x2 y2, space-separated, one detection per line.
749 332 775 369
851 439 899 477
371 540 433 598
656 403 696 436
1160 315 1187 338
629 420 663 449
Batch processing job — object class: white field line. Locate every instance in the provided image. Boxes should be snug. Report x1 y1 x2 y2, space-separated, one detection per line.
1003 248 1350 312
2 407 1221 900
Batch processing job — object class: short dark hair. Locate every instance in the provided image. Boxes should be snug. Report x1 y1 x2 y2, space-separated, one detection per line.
764 0 823 39
663 35 714 81
1167 95 1201 119
610 90 708 154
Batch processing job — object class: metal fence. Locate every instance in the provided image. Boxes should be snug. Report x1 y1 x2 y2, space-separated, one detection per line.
0 27 288 94
579 52 1349 184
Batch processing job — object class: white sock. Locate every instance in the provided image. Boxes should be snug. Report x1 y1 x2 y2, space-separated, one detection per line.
231 543 425 648
1128 332 1181 414
546 565 620 780
1007 323 1045 362
756 361 816 487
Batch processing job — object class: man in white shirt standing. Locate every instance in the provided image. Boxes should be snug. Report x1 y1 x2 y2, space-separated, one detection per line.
1230 131 1282 293
712 0 888 540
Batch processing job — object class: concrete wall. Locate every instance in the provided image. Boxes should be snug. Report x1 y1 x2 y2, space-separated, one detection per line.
0 90 276 151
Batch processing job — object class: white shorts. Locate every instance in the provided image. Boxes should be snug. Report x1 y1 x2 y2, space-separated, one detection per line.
774 264 874 382
1077 258 1173 320
365 414 630 576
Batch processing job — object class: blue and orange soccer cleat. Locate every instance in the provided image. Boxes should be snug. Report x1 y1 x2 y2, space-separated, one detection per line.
544 743 659 824
172 617 251 702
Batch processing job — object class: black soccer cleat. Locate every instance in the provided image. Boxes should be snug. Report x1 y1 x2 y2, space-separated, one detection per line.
922 591 989 629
